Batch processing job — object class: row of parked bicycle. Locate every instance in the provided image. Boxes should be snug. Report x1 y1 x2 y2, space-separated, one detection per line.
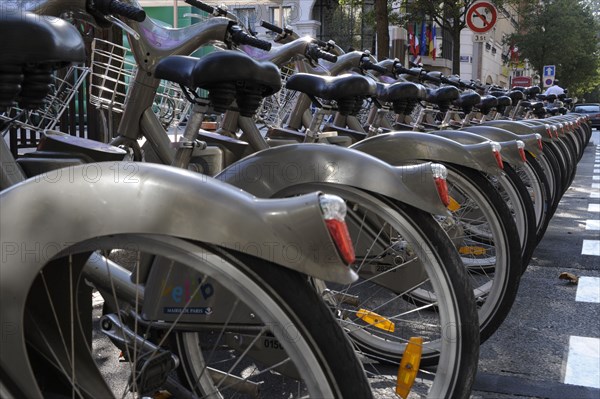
0 0 593 398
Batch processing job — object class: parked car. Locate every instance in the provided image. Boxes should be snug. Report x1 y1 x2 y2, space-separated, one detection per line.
570 103 600 128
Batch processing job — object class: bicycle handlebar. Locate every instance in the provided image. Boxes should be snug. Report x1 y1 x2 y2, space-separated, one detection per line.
89 0 146 22
184 0 224 15
394 64 421 77
358 52 387 74
306 44 337 63
260 20 294 35
229 24 271 51
107 0 146 21
362 60 387 74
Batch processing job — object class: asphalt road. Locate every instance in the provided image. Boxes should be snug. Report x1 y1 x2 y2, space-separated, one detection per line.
470 129 600 399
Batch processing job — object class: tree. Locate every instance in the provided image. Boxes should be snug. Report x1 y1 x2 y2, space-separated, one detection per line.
509 0 600 97
375 0 390 58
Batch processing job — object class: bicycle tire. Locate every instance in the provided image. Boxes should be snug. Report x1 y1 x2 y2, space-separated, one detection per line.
520 153 552 243
489 163 537 270
23 234 372 398
268 183 479 399
443 164 522 343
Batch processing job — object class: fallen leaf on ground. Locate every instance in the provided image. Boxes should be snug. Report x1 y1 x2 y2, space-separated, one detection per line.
559 272 579 284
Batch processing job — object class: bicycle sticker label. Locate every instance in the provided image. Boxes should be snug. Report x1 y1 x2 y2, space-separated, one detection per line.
163 306 213 315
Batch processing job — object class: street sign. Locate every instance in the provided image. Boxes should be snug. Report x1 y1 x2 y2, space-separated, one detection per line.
511 76 532 88
543 64 556 87
473 33 487 42
543 65 555 77
466 1 498 33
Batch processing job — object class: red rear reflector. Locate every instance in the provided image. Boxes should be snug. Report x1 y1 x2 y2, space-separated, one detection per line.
519 147 527 162
493 150 504 169
434 177 450 207
325 219 355 265
538 138 543 150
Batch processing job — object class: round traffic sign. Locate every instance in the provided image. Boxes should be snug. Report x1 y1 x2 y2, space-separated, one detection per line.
466 1 497 33
545 78 554 86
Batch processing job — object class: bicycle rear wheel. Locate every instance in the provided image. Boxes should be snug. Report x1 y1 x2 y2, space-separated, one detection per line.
442 164 522 343
273 183 480 399
23 234 371 398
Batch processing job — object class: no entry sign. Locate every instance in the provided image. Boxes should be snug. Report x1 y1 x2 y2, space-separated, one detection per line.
466 1 498 33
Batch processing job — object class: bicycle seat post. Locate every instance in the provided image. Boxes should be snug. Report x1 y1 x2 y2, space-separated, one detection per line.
305 104 332 143
171 99 210 169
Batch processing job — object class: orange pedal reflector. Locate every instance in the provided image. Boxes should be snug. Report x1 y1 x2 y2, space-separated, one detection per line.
356 309 395 332
447 196 461 212
396 337 423 398
459 246 487 256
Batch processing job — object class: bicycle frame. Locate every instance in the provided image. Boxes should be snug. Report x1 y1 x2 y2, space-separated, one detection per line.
28 6 449 219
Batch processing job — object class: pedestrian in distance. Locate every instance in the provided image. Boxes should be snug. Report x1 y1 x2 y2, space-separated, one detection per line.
544 79 565 96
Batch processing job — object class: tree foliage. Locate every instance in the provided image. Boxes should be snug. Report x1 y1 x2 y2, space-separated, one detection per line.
509 0 600 97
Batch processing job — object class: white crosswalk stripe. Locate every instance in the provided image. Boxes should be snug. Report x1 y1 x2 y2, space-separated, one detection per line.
582 240 600 256
564 336 600 388
585 219 600 230
575 277 600 303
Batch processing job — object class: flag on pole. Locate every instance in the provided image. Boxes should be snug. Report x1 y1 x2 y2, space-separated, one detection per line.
430 25 437 60
420 22 427 56
414 23 420 56
408 24 416 56
426 24 432 52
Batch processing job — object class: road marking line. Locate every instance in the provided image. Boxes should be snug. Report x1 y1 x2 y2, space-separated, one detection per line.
564 336 600 389
589 204 600 212
593 183 600 189
582 240 600 256
591 192 600 198
594 176 600 181
595 169 600 173
575 277 600 303
586 219 600 230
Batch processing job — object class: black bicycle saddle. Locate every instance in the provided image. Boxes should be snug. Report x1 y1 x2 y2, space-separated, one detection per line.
0 11 85 109
155 52 282 96
496 96 512 107
453 91 481 113
154 56 197 88
477 95 499 115
507 90 526 103
425 86 460 105
378 81 427 102
155 51 282 116
286 73 377 100
0 11 85 66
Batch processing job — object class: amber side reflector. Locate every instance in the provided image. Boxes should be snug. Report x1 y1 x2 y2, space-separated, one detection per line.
396 337 424 399
356 309 395 332
447 196 461 212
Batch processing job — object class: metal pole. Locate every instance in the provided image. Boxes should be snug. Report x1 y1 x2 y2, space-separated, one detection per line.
174 0 178 28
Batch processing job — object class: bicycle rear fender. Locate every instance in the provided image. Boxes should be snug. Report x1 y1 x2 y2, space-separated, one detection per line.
0 162 356 284
481 120 551 142
1 162 361 397
433 129 525 167
215 143 450 216
350 131 502 176
462 125 543 158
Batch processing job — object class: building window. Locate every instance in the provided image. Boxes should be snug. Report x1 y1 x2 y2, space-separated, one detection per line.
270 6 292 28
233 8 257 31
